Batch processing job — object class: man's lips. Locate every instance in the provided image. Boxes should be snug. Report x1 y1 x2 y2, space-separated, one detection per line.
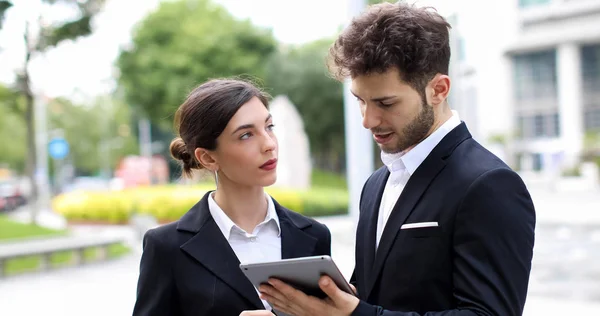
373 132 393 144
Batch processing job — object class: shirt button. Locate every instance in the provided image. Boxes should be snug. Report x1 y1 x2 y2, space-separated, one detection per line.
250 237 257 242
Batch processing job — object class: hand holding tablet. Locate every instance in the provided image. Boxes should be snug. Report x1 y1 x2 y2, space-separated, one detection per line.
239 255 354 299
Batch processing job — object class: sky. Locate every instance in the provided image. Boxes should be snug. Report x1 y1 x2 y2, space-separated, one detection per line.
0 0 448 101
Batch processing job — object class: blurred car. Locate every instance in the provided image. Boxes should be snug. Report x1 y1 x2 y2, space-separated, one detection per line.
0 179 27 212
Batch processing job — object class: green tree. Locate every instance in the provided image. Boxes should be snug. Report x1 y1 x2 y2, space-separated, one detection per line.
0 0 105 224
0 1 11 29
47 96 138 177
265 39 346 171
368 0 396 5
117 0 277 128
0 84 26 172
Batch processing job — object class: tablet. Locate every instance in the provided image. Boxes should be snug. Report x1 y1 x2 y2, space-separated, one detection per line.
239 255 354 300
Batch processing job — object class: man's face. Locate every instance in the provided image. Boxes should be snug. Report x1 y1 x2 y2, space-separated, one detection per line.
351 67 435 154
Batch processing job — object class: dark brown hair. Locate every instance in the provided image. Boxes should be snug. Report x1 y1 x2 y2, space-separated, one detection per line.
170 78 270 177
328 2 451 98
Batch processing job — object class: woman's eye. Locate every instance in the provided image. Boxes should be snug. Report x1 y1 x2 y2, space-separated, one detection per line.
267 124 275 131
240 133 251 140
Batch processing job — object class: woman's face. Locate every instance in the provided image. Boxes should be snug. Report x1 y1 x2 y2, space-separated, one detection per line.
212 96 278 187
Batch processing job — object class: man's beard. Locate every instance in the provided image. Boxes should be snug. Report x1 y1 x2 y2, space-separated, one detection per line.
383 102 435 154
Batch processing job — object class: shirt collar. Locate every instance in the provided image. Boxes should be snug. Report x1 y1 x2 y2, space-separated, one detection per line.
381 110 461 176
208 191 281 240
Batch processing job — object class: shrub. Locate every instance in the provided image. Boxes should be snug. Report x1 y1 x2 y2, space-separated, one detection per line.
52 185 348 223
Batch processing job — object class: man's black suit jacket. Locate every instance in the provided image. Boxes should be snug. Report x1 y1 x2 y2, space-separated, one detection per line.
351 123 536 316
132 191 331 316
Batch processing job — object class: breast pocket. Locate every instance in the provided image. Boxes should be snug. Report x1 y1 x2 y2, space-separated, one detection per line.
400 226 443 238
385 226 445 283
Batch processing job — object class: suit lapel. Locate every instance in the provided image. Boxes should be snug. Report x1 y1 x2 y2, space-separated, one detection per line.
275 201 318 259
359 168 388 296
364 123 472 299
177 192 264 310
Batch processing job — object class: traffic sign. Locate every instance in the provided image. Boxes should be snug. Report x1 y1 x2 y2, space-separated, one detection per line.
48 137 70 160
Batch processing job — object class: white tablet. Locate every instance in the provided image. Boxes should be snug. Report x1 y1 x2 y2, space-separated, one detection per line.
239 255 355 299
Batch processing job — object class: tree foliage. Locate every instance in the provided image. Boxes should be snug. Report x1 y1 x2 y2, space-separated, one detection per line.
0 0 106 223
117 0 277 127
367 0 396 5
46 96 138 176
265 39 346 171
0 84 26 172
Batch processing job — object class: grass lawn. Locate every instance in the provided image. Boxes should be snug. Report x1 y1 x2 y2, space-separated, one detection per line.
311 169 347 190
0 215 67 241
0 215 131 276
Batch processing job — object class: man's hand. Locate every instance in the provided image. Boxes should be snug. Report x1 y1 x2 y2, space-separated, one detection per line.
239 311 275 316
259 275 360 316
349 284 357 296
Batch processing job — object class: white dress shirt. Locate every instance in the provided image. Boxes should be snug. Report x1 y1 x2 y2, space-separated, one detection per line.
376 111 462 249
208 192 281 311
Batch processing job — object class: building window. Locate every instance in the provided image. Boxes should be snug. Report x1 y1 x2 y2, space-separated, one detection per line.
458 38 466 62
581 44 600 131
532 153 543 171
584 109 600 131
513 50 557 101
517 113 560 139
513 49 559 139
519 0 551 8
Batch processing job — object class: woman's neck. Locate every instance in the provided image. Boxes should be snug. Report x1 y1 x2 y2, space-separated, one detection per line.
212 179 268 234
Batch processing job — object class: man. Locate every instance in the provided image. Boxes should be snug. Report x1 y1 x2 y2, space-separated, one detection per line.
252 2 536 316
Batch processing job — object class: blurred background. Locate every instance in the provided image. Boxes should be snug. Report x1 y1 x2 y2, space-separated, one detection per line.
0 0 599 315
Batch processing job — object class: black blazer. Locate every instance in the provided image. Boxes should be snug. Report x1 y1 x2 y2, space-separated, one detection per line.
351 123 536 316
132 191 331 316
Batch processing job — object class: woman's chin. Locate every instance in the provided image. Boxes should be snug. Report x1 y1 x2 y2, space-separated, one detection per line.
259 174 277 187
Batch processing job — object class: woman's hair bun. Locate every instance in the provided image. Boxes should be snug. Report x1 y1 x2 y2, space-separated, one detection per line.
170 137 202 177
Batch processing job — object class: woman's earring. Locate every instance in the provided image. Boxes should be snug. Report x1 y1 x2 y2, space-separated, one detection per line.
214 169 218 186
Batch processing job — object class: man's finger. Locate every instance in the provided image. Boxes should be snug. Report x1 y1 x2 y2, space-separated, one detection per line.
318 275 345 302
268 278 306 301
259 291 289 313
349 283 358 296
259 283 288 304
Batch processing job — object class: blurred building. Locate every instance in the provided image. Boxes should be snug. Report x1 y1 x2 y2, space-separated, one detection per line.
438 0 600 173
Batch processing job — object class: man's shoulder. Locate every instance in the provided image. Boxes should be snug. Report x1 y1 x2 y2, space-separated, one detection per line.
450 138 514 175
448 139 529 197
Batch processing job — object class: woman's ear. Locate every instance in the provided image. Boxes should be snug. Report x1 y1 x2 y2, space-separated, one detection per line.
195 148 218 171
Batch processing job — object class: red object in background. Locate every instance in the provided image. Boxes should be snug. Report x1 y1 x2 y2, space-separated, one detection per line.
114 155 170 187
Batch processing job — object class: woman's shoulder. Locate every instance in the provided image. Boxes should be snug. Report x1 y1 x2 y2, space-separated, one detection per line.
277 205 330 236
141 221 181 250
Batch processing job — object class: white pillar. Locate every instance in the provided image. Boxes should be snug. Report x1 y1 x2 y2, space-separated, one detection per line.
344 0 373 222
35 96 50 208
557 43 584 169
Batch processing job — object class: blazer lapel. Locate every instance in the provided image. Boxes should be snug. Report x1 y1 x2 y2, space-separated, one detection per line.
177 192 264 310
273 199 318 259
359 167 388 297
364 123 472 299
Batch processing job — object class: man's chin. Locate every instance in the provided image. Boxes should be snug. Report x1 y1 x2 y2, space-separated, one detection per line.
379 144 404 155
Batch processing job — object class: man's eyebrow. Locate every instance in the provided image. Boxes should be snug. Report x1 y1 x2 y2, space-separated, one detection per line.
351 90 397 102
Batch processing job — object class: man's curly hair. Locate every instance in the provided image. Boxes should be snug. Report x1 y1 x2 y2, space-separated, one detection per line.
328 2 451 99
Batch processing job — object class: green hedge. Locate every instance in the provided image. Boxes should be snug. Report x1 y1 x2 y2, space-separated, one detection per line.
53 185 349 223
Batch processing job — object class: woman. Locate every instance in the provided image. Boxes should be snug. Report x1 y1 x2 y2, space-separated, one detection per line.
132 79 331 316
